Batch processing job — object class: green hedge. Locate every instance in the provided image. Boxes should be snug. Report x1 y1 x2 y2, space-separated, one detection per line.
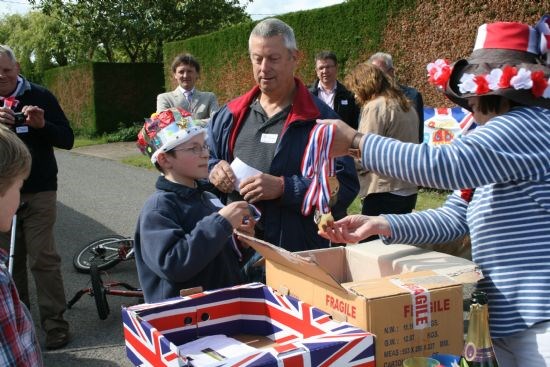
44 62 164 135
93 63 164 134
43 63 95 135
162 0 413 103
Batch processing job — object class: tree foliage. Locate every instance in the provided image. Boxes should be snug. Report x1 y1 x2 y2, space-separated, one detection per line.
27 0 251 63
0 11 77 82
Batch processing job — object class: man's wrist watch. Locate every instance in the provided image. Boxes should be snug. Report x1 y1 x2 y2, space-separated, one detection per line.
351 132 364 150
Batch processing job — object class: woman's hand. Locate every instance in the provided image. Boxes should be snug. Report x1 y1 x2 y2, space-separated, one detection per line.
318 214 391 244
316 118 363 158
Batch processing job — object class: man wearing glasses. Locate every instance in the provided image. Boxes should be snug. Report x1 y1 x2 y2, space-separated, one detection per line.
309 51 359 129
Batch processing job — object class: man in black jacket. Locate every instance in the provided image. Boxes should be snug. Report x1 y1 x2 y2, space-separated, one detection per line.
0 45 73 350
309 51 359 129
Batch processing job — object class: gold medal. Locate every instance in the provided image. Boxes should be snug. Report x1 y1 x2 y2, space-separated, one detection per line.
315 209 334 233
327 176 339 207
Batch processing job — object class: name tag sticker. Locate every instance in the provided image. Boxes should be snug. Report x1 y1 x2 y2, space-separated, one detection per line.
341 99 349 105
15 125 29 134
210 198 224 208
260 133 278 144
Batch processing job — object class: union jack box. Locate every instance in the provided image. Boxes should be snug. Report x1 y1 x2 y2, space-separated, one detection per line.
122 282 375 366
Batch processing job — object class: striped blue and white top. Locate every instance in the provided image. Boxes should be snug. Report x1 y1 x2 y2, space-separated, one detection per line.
360 106 550 338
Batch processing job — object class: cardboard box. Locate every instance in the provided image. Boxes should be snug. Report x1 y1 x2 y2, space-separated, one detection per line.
239 235 482 367
122 283 375 366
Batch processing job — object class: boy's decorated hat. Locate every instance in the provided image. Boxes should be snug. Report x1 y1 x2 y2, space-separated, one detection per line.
136 107 206 164
427 15 550 110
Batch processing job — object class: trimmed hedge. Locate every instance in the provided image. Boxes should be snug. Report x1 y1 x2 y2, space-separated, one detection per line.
44 62 164 135
163 0 413 104
162 0 548 108
43 63 95 135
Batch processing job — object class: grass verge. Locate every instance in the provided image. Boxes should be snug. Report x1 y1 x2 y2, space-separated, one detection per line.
347 188 449 215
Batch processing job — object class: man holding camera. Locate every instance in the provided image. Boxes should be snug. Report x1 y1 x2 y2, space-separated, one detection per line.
0 45 73 350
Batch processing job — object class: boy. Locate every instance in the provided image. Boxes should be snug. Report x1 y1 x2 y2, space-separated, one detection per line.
135 108 255 303
0 125 43 366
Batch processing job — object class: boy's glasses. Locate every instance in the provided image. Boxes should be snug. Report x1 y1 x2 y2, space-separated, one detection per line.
171 143 209 155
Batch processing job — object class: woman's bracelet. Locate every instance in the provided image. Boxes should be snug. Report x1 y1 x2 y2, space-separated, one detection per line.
351 132 364 150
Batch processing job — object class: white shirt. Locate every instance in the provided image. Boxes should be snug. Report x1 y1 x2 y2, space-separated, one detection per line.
317 83 336 109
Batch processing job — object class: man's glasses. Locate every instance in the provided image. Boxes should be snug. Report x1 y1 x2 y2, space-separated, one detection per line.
171 143 209 155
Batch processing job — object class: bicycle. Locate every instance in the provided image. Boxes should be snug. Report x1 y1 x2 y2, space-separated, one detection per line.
68 235 142 320
67 264 143 320
73 235 134 273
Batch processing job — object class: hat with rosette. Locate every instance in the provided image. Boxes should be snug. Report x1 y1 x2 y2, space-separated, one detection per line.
136 107 206 164
427 15 550 110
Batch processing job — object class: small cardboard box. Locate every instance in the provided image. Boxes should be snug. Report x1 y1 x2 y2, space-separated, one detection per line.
239 235 482 367
122 282 375 366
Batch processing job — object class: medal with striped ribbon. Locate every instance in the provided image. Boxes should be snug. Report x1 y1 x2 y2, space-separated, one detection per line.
301 123 338 232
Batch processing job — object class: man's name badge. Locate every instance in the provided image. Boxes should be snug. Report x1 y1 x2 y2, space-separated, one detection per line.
341 99 348 105
15 125 29 134
260 133 278 144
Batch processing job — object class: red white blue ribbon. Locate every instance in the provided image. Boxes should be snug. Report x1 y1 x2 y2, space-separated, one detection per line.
0 96 19 110
231 204 262 261
301 123 335 216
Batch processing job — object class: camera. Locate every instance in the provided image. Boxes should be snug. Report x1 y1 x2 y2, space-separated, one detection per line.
13 112 26 125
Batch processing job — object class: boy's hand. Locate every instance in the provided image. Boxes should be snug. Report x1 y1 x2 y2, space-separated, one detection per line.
235 220 255 247
218 201 254 229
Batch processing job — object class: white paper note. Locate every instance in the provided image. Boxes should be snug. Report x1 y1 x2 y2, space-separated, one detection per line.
230 157 262 191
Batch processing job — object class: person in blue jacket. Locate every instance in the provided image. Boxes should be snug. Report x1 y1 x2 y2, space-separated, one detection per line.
134 108 255 303
207 18 359 282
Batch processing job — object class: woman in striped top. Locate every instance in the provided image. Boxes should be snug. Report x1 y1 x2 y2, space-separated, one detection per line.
319 18 550 366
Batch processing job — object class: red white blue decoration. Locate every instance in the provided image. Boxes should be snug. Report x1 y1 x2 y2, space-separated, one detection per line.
123 283 375 366
301 124 335 216
423 107 476 146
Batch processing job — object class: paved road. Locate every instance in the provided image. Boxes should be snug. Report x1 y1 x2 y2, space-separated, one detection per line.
34 150 157 366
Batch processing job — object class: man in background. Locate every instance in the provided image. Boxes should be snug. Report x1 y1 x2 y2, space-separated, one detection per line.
0 44 73 350
309 51 359 129
369 52 424 143
156 53 219 123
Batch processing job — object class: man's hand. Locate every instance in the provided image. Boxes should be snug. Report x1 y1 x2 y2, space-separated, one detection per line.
209 160 237 193
316 118 361 158
0 107 16 126
239 173 284 203
0 105 45 129
22 105 45 129
318 214 391 244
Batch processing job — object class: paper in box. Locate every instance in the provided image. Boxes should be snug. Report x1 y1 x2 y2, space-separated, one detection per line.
122 282 375 366
237 234 483 367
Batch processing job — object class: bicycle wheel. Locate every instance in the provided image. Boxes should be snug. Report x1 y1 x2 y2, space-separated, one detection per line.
73 235 132 273
90 264 110 320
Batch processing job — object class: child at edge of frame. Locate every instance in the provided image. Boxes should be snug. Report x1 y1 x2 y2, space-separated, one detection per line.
0 125 43 366
134 107 257 304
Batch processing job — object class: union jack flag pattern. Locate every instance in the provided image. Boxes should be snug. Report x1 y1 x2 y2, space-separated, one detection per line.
123 283 375 366
423 107 476 146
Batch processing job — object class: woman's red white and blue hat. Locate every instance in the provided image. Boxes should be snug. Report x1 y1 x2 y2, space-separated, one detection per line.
136 107 206 164
427 15 550 110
